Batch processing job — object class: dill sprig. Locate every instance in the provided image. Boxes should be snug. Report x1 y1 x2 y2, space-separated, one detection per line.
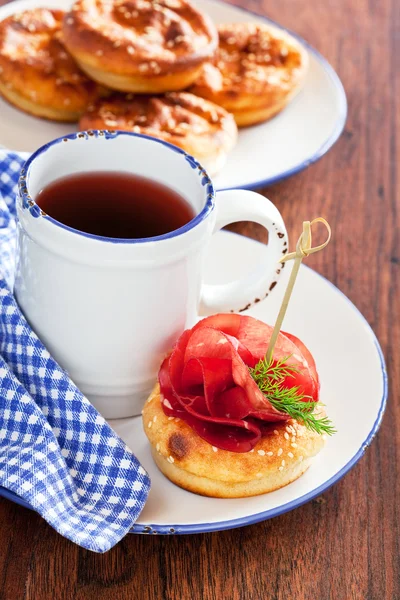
249 355 336 436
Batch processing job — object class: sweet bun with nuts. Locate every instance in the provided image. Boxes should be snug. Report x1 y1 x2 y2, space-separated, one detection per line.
190 22 308 127
0 8 99 121
62 0 218 93
80 91 237 175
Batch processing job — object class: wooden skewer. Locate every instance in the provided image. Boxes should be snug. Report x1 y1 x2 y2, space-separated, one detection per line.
265 218 332 364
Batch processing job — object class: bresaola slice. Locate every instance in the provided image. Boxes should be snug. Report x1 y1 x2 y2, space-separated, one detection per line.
158 355 261 452
158 314 319 452
282 331 319 389
194 315 319 402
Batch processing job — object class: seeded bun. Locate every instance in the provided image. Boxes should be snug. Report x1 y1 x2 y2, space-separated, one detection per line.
142 385 325 498
62 0 218 93
80 92 237 175
0 9 99 121
190 22 308 127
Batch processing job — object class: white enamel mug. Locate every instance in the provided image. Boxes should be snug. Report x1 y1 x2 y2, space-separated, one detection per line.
15 131 288 418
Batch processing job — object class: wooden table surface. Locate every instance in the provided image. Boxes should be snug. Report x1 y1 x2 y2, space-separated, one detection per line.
0 0 398 598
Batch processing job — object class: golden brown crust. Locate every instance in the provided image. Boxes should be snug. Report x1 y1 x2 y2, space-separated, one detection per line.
0 8 99 121
80 91 237 174
151 448 312 498
62 0 218 92
142 384 325 498
190 23 308 127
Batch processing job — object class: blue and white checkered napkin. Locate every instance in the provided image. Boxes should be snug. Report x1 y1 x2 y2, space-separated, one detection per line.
0 150 151 553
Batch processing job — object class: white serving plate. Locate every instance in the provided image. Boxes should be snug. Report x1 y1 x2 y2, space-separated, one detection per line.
0 231 387 534
0 0 347 190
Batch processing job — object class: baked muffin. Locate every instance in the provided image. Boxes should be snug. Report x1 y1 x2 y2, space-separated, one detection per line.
143 384 325 498
190 22 308 126
80 91 237 175
0 8 99 121
142 314 332 498
62 0 218 93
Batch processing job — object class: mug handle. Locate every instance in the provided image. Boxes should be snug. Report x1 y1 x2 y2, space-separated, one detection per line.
199 189 288 315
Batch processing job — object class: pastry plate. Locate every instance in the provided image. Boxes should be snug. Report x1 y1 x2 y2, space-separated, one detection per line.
0 231 387 534
0 0 347 190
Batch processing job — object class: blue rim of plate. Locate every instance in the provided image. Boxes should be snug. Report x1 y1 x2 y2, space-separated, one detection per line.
0 267 387 535
211 0 348 190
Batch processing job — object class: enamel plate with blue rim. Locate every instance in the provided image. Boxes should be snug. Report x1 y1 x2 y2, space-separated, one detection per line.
0 231 387 534
0 0 347 190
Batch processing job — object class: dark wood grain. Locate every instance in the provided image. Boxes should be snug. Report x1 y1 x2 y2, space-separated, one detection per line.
0 0 399 598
